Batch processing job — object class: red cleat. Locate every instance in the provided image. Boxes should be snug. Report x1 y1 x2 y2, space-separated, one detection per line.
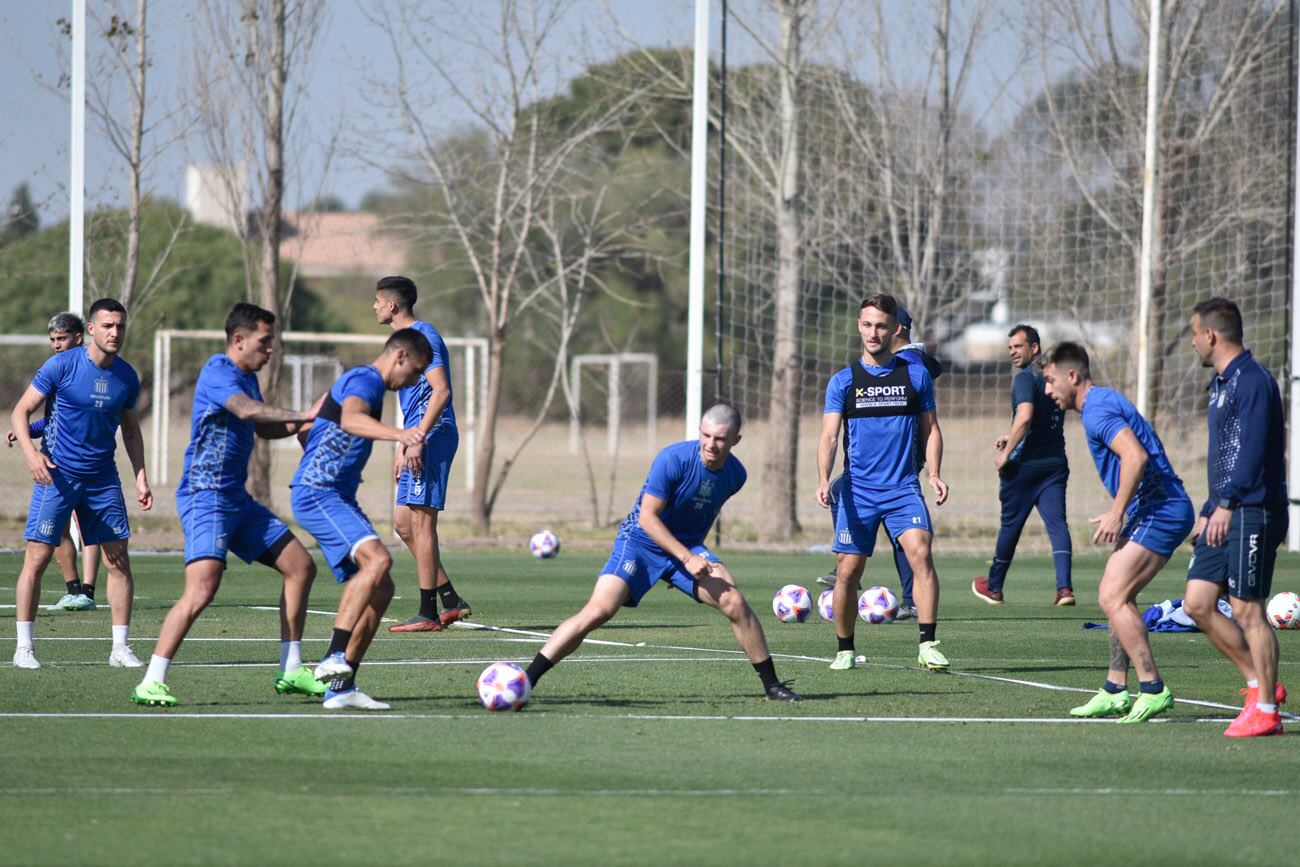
1053 587 1076 607
1224 706 1283 738
439 605 472 626
1238 682 1287 715
388 615 445 633
971 577 1004 605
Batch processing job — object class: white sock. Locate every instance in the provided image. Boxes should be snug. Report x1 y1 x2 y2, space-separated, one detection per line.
281 640 302 673
145 654 171 685
1257 702 1277 714
1247 679 1259 689
112 624 129 648
16 621 34 650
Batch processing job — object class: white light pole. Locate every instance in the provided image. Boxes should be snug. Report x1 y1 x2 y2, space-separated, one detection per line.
1135 0 1161 415
69 0 86 316
685 0 710 440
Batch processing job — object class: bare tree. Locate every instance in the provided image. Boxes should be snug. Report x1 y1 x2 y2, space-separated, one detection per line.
366 0 653 531
188 0 328 501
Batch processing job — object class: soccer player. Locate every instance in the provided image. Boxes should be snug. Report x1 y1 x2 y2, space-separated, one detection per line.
10 298 151 670
6 312 102 611
522 404 801 703
815 306 943 623
370 276 472 633
292 329 429 709
131 304 322 708
1180 299 1288 737
816 294 951 673
1041 342 1194 724
972 325 1074 606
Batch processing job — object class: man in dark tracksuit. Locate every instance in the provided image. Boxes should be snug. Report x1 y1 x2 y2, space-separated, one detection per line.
1181 298 1289 738
817 306 942 622
972 324 1074 606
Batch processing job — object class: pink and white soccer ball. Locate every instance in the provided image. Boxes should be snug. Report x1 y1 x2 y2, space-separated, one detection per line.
772 584 812 623
858 585 899 624
1267 592 1300 629
817 588 835 622
529 530 561 559
476 661 531 711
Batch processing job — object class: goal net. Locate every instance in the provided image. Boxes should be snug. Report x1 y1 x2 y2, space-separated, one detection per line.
713 0 1295 550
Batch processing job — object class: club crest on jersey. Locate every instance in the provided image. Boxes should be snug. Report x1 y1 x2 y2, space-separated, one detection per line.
94 378 109 395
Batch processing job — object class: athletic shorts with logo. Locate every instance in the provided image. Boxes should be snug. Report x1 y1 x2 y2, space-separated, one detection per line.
178 488 292 567
1119 493 1195 559
1187 505 1288 599
832 484 932 556
291 486 379 582
395 427 458 510
24 467 129 546
600 538 718 607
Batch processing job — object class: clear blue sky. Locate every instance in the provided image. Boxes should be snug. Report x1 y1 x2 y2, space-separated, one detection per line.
1 0 692 223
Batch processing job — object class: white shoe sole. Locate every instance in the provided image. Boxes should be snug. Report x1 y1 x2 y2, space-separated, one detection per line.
109 651 144 668
313 660 354 681
322 691 390 710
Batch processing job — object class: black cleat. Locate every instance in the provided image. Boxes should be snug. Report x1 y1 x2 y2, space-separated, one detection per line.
765 681 802 702
894 604 917 622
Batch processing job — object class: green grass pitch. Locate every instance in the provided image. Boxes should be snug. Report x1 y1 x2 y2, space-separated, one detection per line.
3 548 1300 865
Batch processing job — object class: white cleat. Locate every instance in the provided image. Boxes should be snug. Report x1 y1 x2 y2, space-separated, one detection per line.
313 652 353 682
13 648 40 669
322 689 390 711
109 646 144 668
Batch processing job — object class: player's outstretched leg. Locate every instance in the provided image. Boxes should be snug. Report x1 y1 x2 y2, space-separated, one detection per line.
272 540 324 697
101 541 142 668
899 529 948 671
1093 543 1172 724
1224 597 1283 738
524 575 627 694
830 554 866 671
131 559 223 706
13 541 56 669
318 541 392 710
695 564 800 701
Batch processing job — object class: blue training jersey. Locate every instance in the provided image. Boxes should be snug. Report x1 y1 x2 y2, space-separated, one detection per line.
1203 349 1287 514
179 354 264 495
1009 365 1066 467
291 365 387 499
1080 386 1184 513
397 320 456 433
617 440 746 552
30 346 140 478
825 357 936 492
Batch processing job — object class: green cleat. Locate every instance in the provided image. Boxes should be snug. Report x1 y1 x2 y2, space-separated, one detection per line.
917 640 949 671
276 665 327 697
829 650 856 671
1069 688 1133 718
131 681 177 707
1117 686 1174 724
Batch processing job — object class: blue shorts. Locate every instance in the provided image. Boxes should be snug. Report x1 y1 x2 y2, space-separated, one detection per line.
600 538 717 607
1187 506 1288 600
1120 495 1195 559
395 428 458 509
24 469 130 546
833 484 932 556
290 486 379 582
178 488 293 567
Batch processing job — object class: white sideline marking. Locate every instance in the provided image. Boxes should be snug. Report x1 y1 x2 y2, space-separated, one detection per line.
381 787 821 797
19 656 747 668
0 787 227 796
1007 787 1299 798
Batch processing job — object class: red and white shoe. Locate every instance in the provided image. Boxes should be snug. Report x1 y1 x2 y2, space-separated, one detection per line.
439 605 472 626
1238 681 1287 715
1224 706 1283 738
971 577 1004 605
387 615 445 633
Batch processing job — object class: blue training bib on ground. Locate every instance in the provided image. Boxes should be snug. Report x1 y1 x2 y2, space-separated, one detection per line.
616 440 746 552
1081 386 1184 513
291 365 386 500
825 357 935 493
31 346 140 478
397 320 456 433
179 354 263 495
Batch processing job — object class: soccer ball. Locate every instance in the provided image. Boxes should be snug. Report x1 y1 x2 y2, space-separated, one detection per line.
1266 591 1300 629
858 586 899 624
476 661 531 711
772 584 812 623
817 588 835 622
529 530 560 559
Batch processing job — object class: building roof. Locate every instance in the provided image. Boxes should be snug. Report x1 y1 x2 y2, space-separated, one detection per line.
279 211 407 278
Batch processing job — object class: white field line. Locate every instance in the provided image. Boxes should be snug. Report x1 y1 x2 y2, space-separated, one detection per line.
32 656 747 668
0 787 227 796
0 785 820 798
1006 787 1299 797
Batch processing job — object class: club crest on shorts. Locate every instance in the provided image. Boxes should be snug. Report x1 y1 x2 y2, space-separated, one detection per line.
622 559 637 576
39 520 55 537
838 529 853 545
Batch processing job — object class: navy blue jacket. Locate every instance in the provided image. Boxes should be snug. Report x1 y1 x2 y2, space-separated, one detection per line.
1203 349 1287 515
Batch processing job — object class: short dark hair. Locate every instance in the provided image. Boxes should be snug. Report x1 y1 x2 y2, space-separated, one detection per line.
48 311 84 335
1043 341 1091 380
376 275 417 312
88 298 127 320
1008 324 1041 348
701 403 742 434
860 293 898 321
225 302 277 341
385 327 432 364
1192 297 1244 344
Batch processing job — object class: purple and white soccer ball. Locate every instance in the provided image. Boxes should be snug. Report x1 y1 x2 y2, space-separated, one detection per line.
476 661 531 712
817 588 835 622
858 585 899 624
529 530 561 559
772 584 812 623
